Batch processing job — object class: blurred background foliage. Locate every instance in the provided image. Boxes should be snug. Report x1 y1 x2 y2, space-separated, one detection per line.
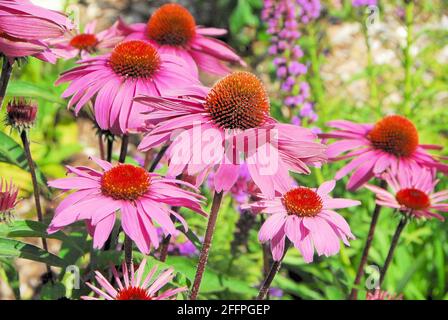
0 0 448 300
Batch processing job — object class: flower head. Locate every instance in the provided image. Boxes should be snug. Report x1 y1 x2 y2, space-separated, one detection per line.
366 289 403 300
56 39 200 134
137 71 327 198
117 3 245 76
47 157 205 254
0 0 73 62
0 178 18 222
245 180 359 262
6 97 37 130
321 116 448 191
365 168 448 221
49 20 123 59
82 259 186 300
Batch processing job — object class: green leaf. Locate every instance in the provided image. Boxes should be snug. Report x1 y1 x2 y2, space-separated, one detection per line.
0 237 67 267
0 131 49 194
0 257 21 299
40 282 66 300
0 220 83 253
94 250 123 269
166 256 257 296
229 0 259 34
6 81 64 104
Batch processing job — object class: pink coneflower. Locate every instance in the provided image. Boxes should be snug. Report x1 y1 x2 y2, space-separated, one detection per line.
47 157 205 254
49 20 123 59
246 180 359 262
321 115 448 191
56 39 200 134
137 71 327 197
366 289 403 300
0 0 73 62
0 178 18 221
365 168 448 220
117 3 246 76
82 259 186 300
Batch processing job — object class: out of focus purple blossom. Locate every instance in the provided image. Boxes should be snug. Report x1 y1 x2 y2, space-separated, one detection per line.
134 154 145 167
269 287 284 298
352 0 377 7
177 240 198 257
208 163 258 212
156 228 199 257
262 0 321 124
288 62 307 76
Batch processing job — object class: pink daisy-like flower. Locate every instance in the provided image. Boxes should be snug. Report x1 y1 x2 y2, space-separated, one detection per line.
321 115 448 191
117 3 246 76
137 71 327 197
56 39 200 134
0 178 18 221
47 157 206 254
366 289 403 300
49 20 123 59
0 0 73 63
82 258 186 300
245 180 360 262
365 167 448 221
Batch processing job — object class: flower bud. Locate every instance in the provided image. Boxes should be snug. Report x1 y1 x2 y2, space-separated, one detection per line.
6 97 37 130
0 178 18 222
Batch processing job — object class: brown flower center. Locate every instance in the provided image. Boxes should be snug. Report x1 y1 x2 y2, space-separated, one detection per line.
204 72 270 130
109 40 161 79
147 3 196 47
367 115 419 157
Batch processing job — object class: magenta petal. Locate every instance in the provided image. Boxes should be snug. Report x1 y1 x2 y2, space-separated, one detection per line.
270 228 286 261
93 214 116 249
214 163 240 192
258 213 287 243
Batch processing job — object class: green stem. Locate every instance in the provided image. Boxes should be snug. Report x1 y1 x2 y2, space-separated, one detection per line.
118 135 132 269
190 191 224 300
0 57 13 109
257 239 291 300
106 135 114 163
349 179 387 300
148 144 168 172
379 216 408 286
20 129 53 280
